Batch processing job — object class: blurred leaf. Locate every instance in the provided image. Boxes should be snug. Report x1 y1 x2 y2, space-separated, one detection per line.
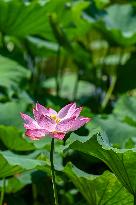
0 0 89 40
90 94 136 148
0 125 35 151
0 0 51 38
113 95 136 124
0 150 45 178
92 115 136 147
64 163 133 205
42 73 95 100
94 0 110 9
0 172 32 193
0 55 31 89
125 138 135 149
48 1 90 44
0 99 29 128
27 36 59 57
66 1 90 39
97 4 136 45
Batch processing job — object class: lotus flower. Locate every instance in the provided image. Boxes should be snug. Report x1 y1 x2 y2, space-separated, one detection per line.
21 103 90 140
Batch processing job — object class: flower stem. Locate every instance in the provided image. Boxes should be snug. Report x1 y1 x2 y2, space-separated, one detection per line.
50 138 59 205
0 178 5 205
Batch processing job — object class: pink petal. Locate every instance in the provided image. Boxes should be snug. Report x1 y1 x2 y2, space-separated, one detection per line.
20 113 39 129
38 115 56 132
48 108 57 116
58 103 76 119
56 116 76 132
33 107 41 121
72 107 82 118
25 129 49 140
56 116 90 133
34 104 57 119
70 117 91 132
51 132 65 140
20 113 33 123
35 103 50 116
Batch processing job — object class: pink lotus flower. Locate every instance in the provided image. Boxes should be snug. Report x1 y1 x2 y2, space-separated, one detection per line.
21 103 90 140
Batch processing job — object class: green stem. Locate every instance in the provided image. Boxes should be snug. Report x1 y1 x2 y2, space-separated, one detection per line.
55 46 61 97
101 75 117 111
73 71 80 101
0 178 5 205
50 138 59 205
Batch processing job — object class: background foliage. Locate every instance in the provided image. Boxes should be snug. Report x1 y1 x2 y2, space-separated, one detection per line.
0 0 136 204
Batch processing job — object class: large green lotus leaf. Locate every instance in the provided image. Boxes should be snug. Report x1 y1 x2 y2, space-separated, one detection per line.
0 0 89 40
0 0 51 38
0 150 46 178
113 95 136 124
0 55 30 89
97 4 136 45
64 163 133 205
67 129 136 195
0 172 32 193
